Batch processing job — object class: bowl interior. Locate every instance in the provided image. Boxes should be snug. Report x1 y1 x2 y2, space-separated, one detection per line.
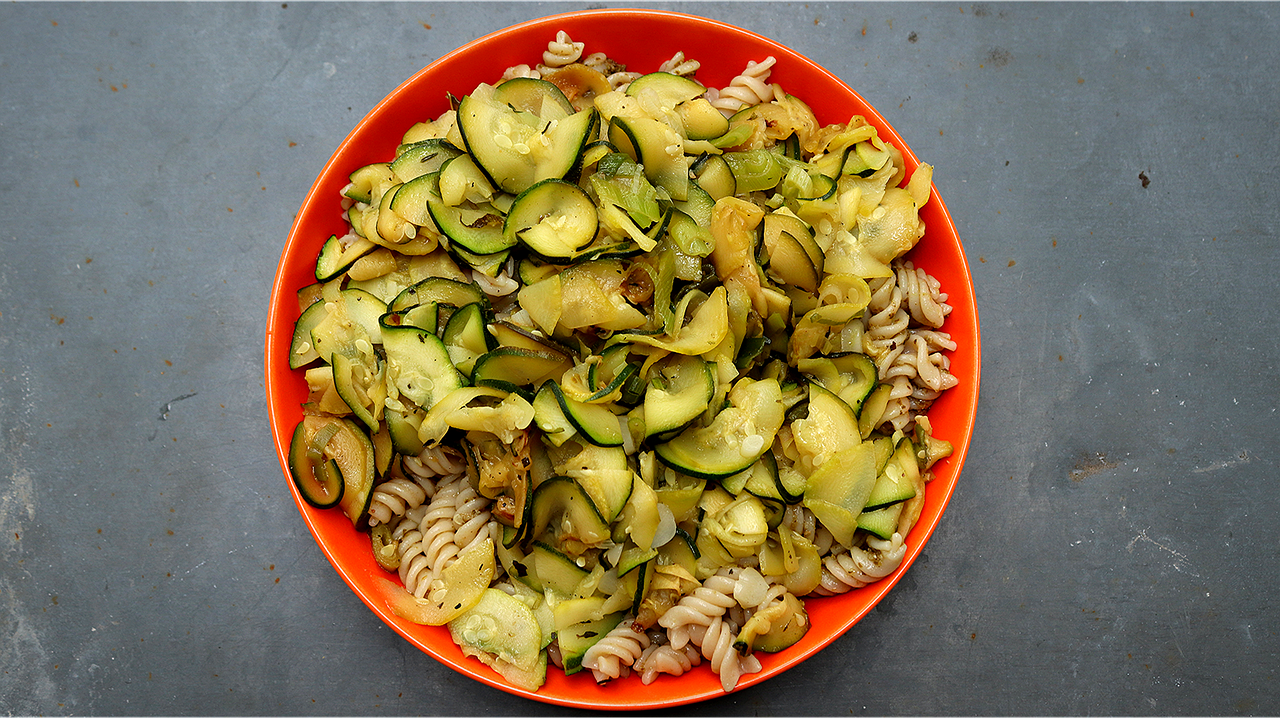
265 8 979 710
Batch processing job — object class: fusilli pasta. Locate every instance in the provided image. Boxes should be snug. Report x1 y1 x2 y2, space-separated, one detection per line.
542 30 585 68
813 533 909 596
657 570 739 651
581 618 650 683
707 56 777 115
634 641 702 684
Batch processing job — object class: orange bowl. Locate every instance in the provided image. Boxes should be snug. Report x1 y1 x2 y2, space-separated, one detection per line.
265 8 979 710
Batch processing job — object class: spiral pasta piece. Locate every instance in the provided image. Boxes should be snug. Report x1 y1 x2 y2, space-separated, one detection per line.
393 508 434 598
635 642 702 684
863 277 910 376
451 480 493 552
582 618 650 683
396 470 491 593
708 56 777 115
405 445 467 479
607 71 642 91
812 532 908 596
542 30 584 68
895 261 950 328
366 472 433 527
500 63 540 81
690 615 762 693
656 570 738 650
861 260 959 432
658 51 700 77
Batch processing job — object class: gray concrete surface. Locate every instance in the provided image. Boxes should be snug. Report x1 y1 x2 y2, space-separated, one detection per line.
1 2 1277 715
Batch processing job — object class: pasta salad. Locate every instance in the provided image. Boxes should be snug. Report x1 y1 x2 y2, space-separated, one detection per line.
285 30 958 694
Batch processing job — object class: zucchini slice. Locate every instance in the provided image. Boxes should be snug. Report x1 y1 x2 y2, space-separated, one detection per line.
557 442 633 523
763 211 823 292
864 439 921 510
315 234 377 282
289 298 328 369
390 138 465 184
440 302 492 376
472 348 574 393
803 441 879 547
428 199 513 256
294 415 376 526
856 502 904 540
529 541 589 596
678 97 730 141
307 288 384 365
625 71 706 106
608 115 689 201
385 405 426 456
287 421 344 509
858 383 894 439
331 351 379 432
691 154 737 201
389 276 487 314
344 162 394 204
503 178 599 261
387 172 440 227
558 605 625 676
529 476 611 547
654 378 784 480
447 585 544 678
380 320 465 411
545 381 624 448
642 353 715 439
487 321 574 360
457 83 597 195
532 381 578 447
493 76 575 116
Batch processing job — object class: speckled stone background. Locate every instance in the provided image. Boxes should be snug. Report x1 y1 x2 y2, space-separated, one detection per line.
1 2 1277 715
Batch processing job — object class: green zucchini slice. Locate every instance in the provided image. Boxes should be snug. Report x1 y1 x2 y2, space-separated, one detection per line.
457 83 596 195
287 421 344 509
472 348 573 393
389 139 464 184
654 378 784 480
380 321 465 411
503 178 599 261
493 76 575 116
314 234 376 282
389 276 487 313
642 353 715 439
440 302 493 376
544 381 624 448
529 476 611 548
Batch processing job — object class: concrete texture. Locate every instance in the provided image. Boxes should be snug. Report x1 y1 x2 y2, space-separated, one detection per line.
1 2 1277 715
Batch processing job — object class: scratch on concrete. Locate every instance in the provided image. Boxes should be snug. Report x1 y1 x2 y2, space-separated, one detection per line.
1191 450 1251 474
1127 527 1200 577
157 392 199 421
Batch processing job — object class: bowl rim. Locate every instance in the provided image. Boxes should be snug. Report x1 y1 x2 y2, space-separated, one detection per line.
265 7 980 710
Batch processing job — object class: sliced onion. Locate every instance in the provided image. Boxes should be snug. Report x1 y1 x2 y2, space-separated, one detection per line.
307 421 341 461
603 542 625 568
733 567 770 608
597 566 619 596
652 503 677 550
